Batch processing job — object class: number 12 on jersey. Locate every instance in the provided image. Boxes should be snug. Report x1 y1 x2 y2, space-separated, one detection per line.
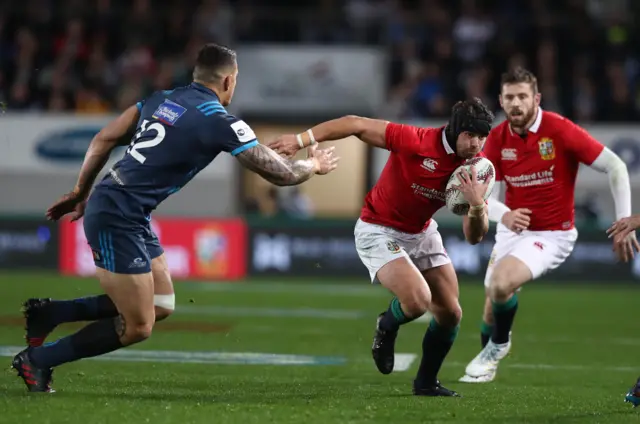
128 119 166 164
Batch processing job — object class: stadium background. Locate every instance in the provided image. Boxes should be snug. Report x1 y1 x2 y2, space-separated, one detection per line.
1 1 640 421
1 0 640 281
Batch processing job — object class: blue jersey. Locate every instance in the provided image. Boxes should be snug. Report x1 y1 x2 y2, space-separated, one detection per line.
95 82 258 219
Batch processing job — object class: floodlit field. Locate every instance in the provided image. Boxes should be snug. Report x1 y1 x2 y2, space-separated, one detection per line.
0 273 639 423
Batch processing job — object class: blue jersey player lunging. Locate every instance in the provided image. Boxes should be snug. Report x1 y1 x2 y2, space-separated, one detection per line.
12 44 339 392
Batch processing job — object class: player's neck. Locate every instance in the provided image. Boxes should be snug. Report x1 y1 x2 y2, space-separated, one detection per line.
193 80 222 100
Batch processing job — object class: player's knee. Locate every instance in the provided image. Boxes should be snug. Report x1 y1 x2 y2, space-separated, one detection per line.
434 301 463 328
116 314 154 345
488 270 514 301
401 288 431 317
154 294 175 321
125 323 154 344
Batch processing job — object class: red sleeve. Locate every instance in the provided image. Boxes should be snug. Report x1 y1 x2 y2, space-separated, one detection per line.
562 120 605 165
384 123 423 154
482 130 503 181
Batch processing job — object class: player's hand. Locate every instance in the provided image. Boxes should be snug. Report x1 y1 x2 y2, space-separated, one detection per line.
45 190 87 222
501 208 532 233
608 216 640 263
607 215 640 240
453 166 490 207
270 134 301 158
309 145 340 175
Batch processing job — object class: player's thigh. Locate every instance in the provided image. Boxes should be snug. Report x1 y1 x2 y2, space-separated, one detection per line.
354 220 431 314
489 235 566 295
411 222 461 325
84 217 155 341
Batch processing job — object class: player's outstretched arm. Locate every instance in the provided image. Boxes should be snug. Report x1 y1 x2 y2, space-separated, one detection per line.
74 105 140 198
270 116 389 157
235 143 339 186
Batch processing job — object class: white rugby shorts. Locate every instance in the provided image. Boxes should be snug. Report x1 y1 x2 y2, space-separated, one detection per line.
484 223 578 287
354 218 451 282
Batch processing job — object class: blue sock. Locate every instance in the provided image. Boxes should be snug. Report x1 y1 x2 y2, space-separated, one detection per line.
29 317 123 368
49 295 118 325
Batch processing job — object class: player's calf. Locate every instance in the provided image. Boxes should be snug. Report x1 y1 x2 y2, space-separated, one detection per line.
23 293 174 347
412 264 462 396
372 257 431 375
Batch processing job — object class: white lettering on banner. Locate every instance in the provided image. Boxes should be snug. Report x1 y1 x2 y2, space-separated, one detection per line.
0 113 232 177
252 232 360 271
253 233 292 271
233 46 385 116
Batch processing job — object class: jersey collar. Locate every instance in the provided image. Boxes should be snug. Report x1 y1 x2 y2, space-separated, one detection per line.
508 107 543 136
441 127 455 155
190 82 221 101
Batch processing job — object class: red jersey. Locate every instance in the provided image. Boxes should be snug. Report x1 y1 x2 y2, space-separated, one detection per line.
360 123 476 234
483 109 604 231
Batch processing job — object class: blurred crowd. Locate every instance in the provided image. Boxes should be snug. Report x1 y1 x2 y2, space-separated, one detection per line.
1 0 639 122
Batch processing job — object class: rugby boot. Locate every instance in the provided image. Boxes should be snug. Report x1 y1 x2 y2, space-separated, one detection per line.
22 298 57 347
625 377 640 407
372 313 397 374
413 380 461 397
12 348 54 393
459 338 511 383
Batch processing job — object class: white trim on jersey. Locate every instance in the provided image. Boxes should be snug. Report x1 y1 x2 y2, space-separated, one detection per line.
487 181 511 223
441 130 454 154
588 147 632 220
508 107 543 136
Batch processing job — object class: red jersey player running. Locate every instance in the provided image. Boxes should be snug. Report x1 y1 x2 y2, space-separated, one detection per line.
458 67 638 384
271 99 495 397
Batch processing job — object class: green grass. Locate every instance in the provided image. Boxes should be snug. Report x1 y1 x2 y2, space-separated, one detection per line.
0 272 639 423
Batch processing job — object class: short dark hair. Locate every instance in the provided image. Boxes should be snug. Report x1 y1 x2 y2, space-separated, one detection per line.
192 43 237 83
500 66 538 93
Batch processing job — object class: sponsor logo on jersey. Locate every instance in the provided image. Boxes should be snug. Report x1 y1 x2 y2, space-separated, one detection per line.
538 138 555 160
501 148 517 161
152 100 187 126
420 158 438 172
230 120 257 143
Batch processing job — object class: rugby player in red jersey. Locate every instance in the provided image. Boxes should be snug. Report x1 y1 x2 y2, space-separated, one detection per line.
271 98 495 397
458 67 638 383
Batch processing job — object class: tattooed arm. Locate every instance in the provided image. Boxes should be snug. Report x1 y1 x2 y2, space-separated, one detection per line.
235 144 320 186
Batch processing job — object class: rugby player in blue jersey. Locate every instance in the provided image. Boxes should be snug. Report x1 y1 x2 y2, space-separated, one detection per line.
13 43 339 392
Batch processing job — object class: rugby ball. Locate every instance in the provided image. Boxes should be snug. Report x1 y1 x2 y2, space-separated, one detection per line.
445 157 496 216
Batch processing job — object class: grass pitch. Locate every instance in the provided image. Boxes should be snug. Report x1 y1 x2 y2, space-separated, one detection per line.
0 272 639 423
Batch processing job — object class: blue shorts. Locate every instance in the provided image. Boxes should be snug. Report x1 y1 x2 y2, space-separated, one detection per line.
83 190 163 274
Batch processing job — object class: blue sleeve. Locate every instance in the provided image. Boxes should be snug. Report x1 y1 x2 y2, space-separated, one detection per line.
136 99 145 112
206 116 259 156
